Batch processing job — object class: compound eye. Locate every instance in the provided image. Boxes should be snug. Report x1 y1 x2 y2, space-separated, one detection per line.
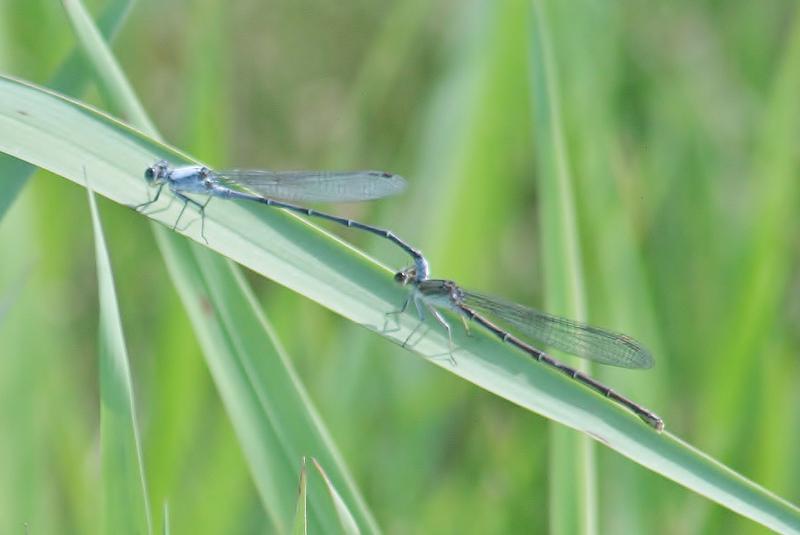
144 167 155 180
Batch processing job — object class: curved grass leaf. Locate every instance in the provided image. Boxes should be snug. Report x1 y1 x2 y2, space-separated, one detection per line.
1 72 799 534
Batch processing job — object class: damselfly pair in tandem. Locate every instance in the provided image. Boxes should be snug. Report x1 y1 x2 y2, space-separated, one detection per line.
137 161 663 431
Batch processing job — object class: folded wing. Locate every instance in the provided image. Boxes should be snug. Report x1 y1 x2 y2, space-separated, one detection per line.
214 169 406 203
462 291 654 369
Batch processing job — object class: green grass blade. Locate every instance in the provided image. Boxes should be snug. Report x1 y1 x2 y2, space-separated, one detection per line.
292 459 308 535
181 0 230 163
528 1 595 532
162 503 170 535
0 0 132 221
1 74 799 533
311 458 361 535
87 186 152 535
61 0 155 133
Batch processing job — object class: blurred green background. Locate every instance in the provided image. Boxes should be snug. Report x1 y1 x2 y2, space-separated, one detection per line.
1 0 799 533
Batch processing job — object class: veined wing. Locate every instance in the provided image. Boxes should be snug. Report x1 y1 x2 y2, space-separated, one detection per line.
462 290 653 369
212 169 406 203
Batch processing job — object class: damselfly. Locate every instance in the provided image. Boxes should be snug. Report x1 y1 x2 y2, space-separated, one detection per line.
393 267 663 431
139 161 429 278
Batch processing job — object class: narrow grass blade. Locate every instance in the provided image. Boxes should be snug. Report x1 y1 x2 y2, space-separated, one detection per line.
182 0 230 162
311 458 361 535
292 458 308 535
528 1 595 532
87 185 152 535
61 0 155 132
162 503 170 535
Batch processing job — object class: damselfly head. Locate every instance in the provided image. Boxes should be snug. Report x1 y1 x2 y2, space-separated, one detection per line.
144 160 170 185
394 267 417 286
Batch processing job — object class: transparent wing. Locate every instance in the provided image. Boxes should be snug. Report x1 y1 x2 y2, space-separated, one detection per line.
211 169 406 203
461 291 653 369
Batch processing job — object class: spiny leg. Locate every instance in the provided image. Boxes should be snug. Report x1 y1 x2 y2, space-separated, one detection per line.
172 192 211 243
134 183 164 212
172 194 191 232
459 314 472 336
430 306 457 366
198 196 212 243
